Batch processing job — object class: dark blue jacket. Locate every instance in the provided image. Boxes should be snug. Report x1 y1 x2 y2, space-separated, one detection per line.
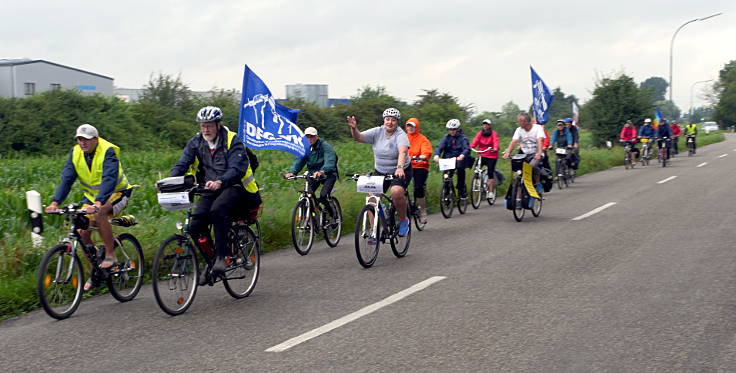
434 130 470 158
657 123 673 138
170 126 249 187
638 124 655 138
52 147 120 204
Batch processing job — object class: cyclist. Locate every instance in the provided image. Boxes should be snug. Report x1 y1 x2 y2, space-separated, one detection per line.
45 124 134 291
470 119 499 199
671 120 682 155
405 117 432 224
619 120 639 166
685 122 698 153
564 118 580 172
550 119 574 168
502 112 545 190
433 119 471 199
656 119 673 160
283 126 338 216
346 108 411 236
170 106 261 277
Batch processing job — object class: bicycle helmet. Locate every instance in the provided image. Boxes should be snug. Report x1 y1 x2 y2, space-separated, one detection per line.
196 106 223 123
445 119 461 129
382 108 401 120
482 119 492 125
556 119 565 124
644 118 652 123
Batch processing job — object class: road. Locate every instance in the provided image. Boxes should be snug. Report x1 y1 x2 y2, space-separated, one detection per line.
2 135 736 372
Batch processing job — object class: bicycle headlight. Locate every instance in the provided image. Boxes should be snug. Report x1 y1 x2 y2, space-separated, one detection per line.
176 221 183 230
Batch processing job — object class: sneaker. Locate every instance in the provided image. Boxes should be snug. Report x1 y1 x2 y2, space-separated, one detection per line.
398 218 410 237
535 183 544 195
367 237 378 245
487 192 495 200
419 210 428 224
211 256 227 278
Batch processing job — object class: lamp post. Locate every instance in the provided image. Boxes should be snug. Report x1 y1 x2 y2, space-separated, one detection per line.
669 12 722 102
689 79 713 121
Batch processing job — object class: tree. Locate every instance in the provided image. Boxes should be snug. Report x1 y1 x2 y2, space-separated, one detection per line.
581 74 653 146
714 60 736 126
640 77 668 103
410 89 474 140
140 73 195 112
653 99 681 120
684 106 715 123
332 85 406 133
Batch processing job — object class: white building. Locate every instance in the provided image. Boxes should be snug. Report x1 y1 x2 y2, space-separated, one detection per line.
0 59 113 98
286 84 328 108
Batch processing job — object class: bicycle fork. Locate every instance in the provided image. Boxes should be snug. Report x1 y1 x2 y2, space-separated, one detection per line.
363 195 381 242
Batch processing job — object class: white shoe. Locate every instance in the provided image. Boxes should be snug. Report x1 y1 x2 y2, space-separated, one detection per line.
487 192 495 200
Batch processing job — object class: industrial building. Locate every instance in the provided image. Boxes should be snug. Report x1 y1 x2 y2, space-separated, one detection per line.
0 59 113 98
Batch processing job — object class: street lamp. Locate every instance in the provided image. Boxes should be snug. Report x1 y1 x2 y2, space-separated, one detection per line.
669 12 722 102
689 79 713 121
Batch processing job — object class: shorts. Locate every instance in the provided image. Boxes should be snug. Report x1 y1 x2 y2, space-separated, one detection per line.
82 190 132 220
375 167 412 194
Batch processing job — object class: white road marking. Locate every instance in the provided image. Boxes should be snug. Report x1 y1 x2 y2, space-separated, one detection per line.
657 176 678 184
718 153 728 158
265 276 447 352
697 162 708 168
572 202 617 221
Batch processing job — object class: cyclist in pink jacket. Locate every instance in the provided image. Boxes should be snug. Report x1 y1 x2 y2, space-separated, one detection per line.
470 119 500 200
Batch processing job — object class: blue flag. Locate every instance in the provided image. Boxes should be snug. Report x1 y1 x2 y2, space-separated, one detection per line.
530 66 553 124
238 65 309 158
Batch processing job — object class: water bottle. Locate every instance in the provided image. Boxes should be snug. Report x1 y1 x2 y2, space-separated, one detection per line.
198 237 215 259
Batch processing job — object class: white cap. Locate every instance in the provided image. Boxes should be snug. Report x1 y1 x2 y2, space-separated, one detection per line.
75 124 98 139
304 127 318 136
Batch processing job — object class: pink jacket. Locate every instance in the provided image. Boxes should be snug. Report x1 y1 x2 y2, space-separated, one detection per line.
470 130 499 159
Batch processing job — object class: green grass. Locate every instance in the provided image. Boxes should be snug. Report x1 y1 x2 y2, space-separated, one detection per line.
0 131 726 320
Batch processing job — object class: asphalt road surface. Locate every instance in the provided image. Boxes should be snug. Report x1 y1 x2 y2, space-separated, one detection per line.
3 135 736 372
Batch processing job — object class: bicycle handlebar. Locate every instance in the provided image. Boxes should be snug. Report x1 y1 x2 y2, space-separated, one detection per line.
345 173 395 181
285 172 326 181
471 147 495 153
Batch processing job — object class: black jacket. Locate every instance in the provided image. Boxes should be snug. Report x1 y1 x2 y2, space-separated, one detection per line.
170 126 249 187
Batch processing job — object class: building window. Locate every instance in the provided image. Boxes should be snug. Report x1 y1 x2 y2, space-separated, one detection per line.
24 82 35 95
50 83 61 91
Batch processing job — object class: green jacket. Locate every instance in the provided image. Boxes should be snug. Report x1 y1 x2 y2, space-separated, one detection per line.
289 138 338 176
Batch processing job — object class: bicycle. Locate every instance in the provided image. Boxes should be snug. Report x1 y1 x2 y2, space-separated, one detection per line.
505 154 543 222
621 140 637 170
554 146 572 189
286 172 343 256
657 137 670 167
437 157 468 218
686 134 696 156
639 138 652 166
348 173 411 268
470 148 497 209
37 204 144 320
672 136 679 156
407 158 428 231
152 184 261 316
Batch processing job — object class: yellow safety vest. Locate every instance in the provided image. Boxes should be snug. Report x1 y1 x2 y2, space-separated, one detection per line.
72 137 132 202
686 124 697 135
188 131 258 193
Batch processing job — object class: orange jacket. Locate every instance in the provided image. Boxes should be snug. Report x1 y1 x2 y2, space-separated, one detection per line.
405 118 433 170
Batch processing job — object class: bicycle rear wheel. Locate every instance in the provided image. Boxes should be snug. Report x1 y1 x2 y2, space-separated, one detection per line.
556 159 565 189
389 204 411 258
37 244 84 320
512 179 525 222
457 186 468 214
152 235 198 316
471 173 482 209
531 196 543 217
223 224 260 299
439 182 454 218
322 198 343 247
355 205 381 268
412 199 427 231
290 199 314 256
107 233 144 302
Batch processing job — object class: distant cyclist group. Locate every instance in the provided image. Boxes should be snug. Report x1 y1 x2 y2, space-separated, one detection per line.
619 118 698 168
39 103 700 318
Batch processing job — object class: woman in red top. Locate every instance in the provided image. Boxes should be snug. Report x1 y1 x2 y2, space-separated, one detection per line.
470 119 500 199
670 121 682 155
405 118 433 223
619 120 639 165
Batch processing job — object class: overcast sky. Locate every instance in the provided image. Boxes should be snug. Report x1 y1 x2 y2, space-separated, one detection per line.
2 0 734 114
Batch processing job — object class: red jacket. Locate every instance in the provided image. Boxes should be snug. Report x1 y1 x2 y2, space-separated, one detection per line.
671 124 682 137
542 129 550 149
470 130 499 159
620 126 637 141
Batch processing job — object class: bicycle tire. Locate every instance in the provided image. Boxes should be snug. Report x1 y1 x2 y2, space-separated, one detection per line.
389 203 411 258
290 199 314 256
487 184 497 206
412 198 427 231
355 205 381 268
152 235 199 316
531 195 542 217
439 181 454 219
37 244 84 320
323 198 343 247
512 179 525 222
471 173 482 209
223 224 260 299
106 233 144 302
556 159 565 189
457 191 468 214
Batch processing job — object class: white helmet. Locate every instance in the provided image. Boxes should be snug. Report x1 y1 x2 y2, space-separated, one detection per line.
482 119 492 125
644 118 652 123
445 119 461 129
197 106 223 123
382 108 401 119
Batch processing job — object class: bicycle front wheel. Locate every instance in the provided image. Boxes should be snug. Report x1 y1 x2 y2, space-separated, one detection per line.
389 204 411 258
556 160 565 189
512 179 525 222
224 224 260 299
439 182 454 218
531 196 543 217
152 235 198 316
487 184 497 206
37 244 84 320
471 173 482 209
355 205 381 268
107 233 144 302
457 190 468 214
412 199 427 231
290 199 314 256
322 198 343 247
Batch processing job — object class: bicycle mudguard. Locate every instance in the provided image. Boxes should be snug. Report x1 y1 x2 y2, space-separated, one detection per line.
522 162 540 199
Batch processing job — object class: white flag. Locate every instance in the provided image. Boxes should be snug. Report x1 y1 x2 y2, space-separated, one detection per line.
572 102 580 126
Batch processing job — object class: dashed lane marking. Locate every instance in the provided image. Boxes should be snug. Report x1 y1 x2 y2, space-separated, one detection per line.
572 202 617 221
697 162 708 168
657 176 678 184
718 153 728 158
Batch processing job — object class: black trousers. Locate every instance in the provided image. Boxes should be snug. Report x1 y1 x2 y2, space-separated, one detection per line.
307 174 337 214
190 185 247 258
407 168 429 198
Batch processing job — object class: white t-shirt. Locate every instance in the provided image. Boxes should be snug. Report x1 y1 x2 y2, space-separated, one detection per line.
512 124 546 154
